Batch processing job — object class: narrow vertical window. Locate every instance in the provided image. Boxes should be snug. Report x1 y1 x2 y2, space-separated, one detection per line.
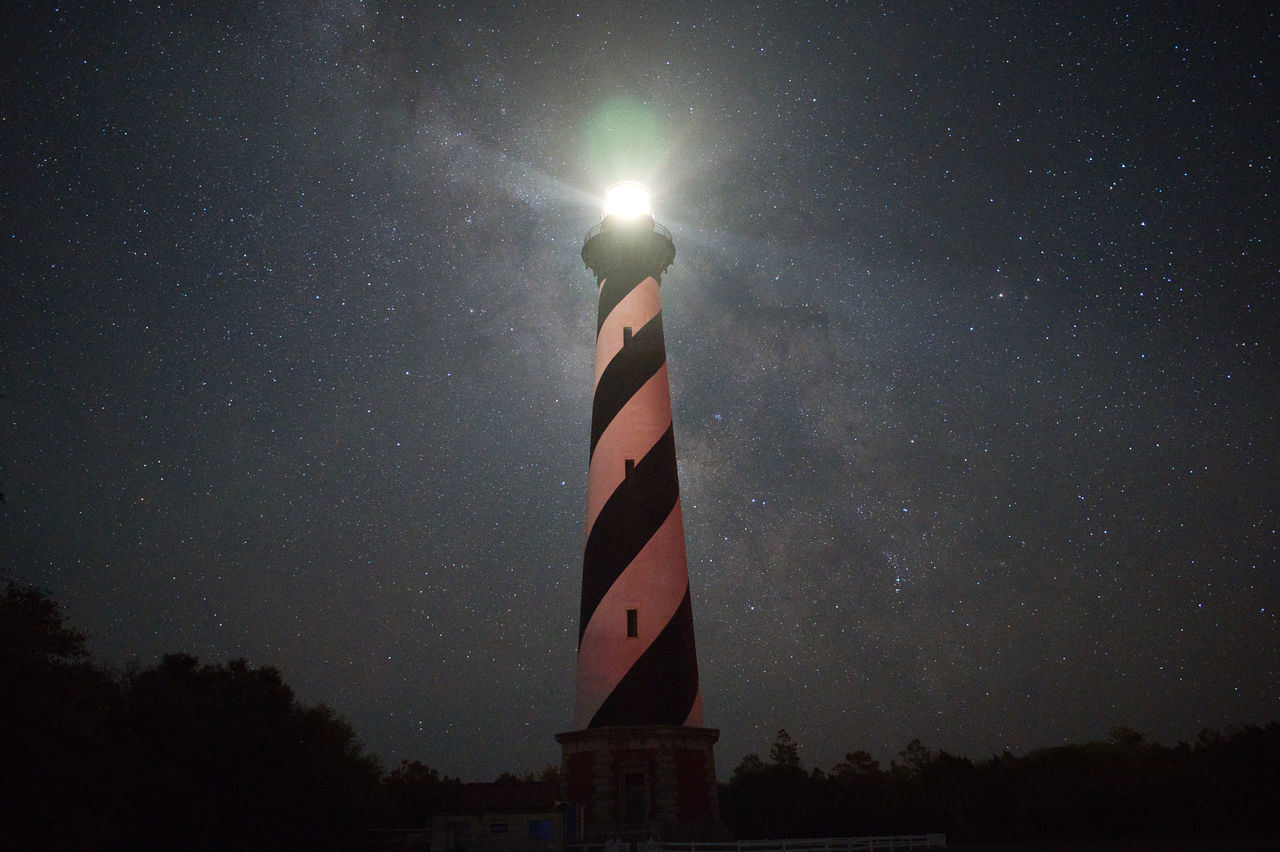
622 326 633 345
623 772 647 823
624 458 635 480
626 608 638 637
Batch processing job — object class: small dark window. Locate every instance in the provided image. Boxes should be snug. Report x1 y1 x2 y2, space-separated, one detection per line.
490 822 508 835
626 608 638 637
624 458 635 479
622 326 633 345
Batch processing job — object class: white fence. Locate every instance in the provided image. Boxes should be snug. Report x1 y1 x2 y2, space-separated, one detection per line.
572 837 946 852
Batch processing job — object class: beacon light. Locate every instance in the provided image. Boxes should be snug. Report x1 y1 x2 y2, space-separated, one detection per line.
602 181 651 220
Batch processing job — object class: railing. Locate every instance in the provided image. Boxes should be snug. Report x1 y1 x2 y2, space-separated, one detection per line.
583 218 674 244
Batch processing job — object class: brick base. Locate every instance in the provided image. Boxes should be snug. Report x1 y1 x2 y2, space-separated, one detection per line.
556 726 729 842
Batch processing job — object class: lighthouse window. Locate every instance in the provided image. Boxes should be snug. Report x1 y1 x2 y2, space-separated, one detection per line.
626 608 638 637
623 772 648 823
622 326 633 345
624 458 635 479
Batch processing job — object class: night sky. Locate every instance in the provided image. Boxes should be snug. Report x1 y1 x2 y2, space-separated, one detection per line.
4 2 1277 781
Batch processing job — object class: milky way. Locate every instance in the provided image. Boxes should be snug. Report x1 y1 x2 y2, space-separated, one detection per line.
4 2 1277 779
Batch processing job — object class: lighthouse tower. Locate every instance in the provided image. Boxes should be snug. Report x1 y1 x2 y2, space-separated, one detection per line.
557 183 723 841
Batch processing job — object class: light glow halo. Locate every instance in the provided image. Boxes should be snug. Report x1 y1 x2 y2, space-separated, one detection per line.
602 181 651 220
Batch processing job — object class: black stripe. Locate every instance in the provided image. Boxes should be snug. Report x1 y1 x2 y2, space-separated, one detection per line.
596 273 646 335
589 313 666 459
579 426 680 642
588 589 700 728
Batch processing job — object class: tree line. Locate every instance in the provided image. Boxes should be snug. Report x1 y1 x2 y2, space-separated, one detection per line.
1 581 464 850
720 726 1280 845
5 581 1277 848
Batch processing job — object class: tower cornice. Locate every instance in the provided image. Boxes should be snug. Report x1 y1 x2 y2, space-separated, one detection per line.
582 216 676 283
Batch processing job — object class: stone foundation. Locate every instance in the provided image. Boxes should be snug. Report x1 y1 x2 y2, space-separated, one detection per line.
556 726 728 842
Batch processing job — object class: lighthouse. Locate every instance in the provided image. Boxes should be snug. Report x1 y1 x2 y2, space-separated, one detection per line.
557 183 724 841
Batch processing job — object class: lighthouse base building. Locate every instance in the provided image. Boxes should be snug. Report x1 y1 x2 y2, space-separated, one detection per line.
557 726 723 841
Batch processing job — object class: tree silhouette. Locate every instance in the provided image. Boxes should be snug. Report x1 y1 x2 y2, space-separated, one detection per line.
769 728 801 769
374 760 464 829
120 653 382 850
720 725 1280 845
0 582 122 849
722 730 820 839
1 584 391 849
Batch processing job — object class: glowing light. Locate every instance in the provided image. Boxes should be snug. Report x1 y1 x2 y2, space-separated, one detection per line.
603 181 651 220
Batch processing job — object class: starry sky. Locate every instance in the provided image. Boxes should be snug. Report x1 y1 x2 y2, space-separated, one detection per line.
4 2 1277 780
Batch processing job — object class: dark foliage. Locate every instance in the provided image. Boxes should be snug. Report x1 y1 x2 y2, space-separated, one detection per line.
119 653 383 850
373 759 464 829
1 583 382 851
721 730 822 838
1 581 124 849
722 725 1280 844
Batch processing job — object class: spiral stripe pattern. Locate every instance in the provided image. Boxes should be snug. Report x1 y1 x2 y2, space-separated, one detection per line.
574 254 703 730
